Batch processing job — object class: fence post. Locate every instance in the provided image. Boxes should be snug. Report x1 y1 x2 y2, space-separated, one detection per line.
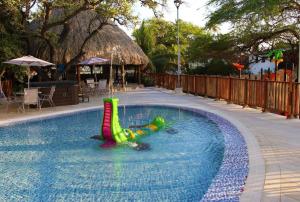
174 75 177 90
166 74 169 89
193 75 196 95
227 76 232 104
262 80 269 112
185 74 190 93
215 76 219 100
204 75 208 97
286 82 295 119
296 84 300 119
243 78 249 108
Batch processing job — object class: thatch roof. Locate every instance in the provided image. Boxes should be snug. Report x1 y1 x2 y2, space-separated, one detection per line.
30 10 149 66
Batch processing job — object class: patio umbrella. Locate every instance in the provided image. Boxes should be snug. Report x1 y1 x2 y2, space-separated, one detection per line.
3 55 55 88
78 57 109 66
78 57 109 82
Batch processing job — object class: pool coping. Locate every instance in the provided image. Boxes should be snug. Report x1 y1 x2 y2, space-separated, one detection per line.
0 102 265 202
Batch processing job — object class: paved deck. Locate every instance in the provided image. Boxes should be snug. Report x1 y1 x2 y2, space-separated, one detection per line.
1 88 300 202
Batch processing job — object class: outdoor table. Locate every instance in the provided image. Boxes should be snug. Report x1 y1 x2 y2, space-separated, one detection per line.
14 89 42 96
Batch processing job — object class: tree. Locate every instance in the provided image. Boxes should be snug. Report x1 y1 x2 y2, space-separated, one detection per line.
206 0 300 57
132 21 155 56
0 0 28 94
133 18 206 73
0 0 167 80
187 59 237 76
187 33 236 62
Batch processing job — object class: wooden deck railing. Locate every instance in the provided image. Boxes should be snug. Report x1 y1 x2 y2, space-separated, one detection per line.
149 73 300 119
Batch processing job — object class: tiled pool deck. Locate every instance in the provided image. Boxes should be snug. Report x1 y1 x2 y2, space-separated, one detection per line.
1 87 300 202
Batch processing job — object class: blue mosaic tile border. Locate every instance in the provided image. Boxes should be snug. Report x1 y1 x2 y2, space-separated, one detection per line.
178 107 249 202
129 104 249 201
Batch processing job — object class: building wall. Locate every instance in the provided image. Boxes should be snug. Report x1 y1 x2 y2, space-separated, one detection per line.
248 55 275 74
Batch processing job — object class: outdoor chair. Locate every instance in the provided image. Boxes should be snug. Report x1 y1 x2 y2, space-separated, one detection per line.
96 79 108 96
40 86 56 107
86 78 96 95
19 88 40 112
78 84 90 102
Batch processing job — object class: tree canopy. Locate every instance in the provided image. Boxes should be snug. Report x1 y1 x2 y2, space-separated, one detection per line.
207 0 300 59
0 0 166 80
133 17 239 75
133 18 207 73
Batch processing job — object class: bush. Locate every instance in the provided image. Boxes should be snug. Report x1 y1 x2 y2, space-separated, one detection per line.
142 76 155 87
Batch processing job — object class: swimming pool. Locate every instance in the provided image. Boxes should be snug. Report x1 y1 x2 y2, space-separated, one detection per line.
0 105 248 201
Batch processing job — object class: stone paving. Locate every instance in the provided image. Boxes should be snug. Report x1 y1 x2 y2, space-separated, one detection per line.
1 87 300 202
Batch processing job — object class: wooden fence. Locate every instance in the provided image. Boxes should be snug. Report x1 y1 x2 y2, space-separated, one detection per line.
149 73 300 119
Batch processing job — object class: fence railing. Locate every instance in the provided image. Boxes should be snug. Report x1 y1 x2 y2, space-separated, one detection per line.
149 73 300 119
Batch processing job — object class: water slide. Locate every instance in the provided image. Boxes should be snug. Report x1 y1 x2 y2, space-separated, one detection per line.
101 101 115 147
100 98 165 148
101 98 127 147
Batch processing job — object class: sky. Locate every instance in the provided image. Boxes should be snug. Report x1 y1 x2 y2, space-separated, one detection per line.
120 0 231 37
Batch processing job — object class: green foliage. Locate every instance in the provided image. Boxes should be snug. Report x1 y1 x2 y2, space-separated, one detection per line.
267 49 284 60
206 0 300 55
0 1 27 80
187 59 237 76
132 21 155 55
141 76 155 87
133 18 206 73
0 0 167 81
188 33 236 63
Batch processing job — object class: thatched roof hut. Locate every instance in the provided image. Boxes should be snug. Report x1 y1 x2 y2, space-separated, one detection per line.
30 10 149 67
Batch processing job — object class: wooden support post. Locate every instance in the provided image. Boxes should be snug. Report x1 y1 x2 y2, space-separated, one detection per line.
215 76 219 100
287 69 295 119
138 66 141 85
115 65 119 83
284 63 287 82
121 64 125 91
193 75 196 95
204 75 208 97
76 65 81 84
275 60 278 81
243 78 248 108
262 80 269 112
227 76 232 104
296 84 300 119
187 75 189 93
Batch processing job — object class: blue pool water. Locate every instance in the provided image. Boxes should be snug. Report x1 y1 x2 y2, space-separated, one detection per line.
0 106 227 201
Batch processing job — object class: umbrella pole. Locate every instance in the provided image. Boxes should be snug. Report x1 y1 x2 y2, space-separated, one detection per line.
110 53 113 97
27 66 30 89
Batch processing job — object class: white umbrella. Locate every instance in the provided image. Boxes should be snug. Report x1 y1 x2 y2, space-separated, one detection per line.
78 57 109 66
78 57 109 82
3 55 55 88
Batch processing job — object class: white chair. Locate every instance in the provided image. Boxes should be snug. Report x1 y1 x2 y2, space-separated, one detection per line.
78 84 90 102
20 88 40 112
86 78 96 95
40 86 56 107
86 78 95 88
96 79 108 96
